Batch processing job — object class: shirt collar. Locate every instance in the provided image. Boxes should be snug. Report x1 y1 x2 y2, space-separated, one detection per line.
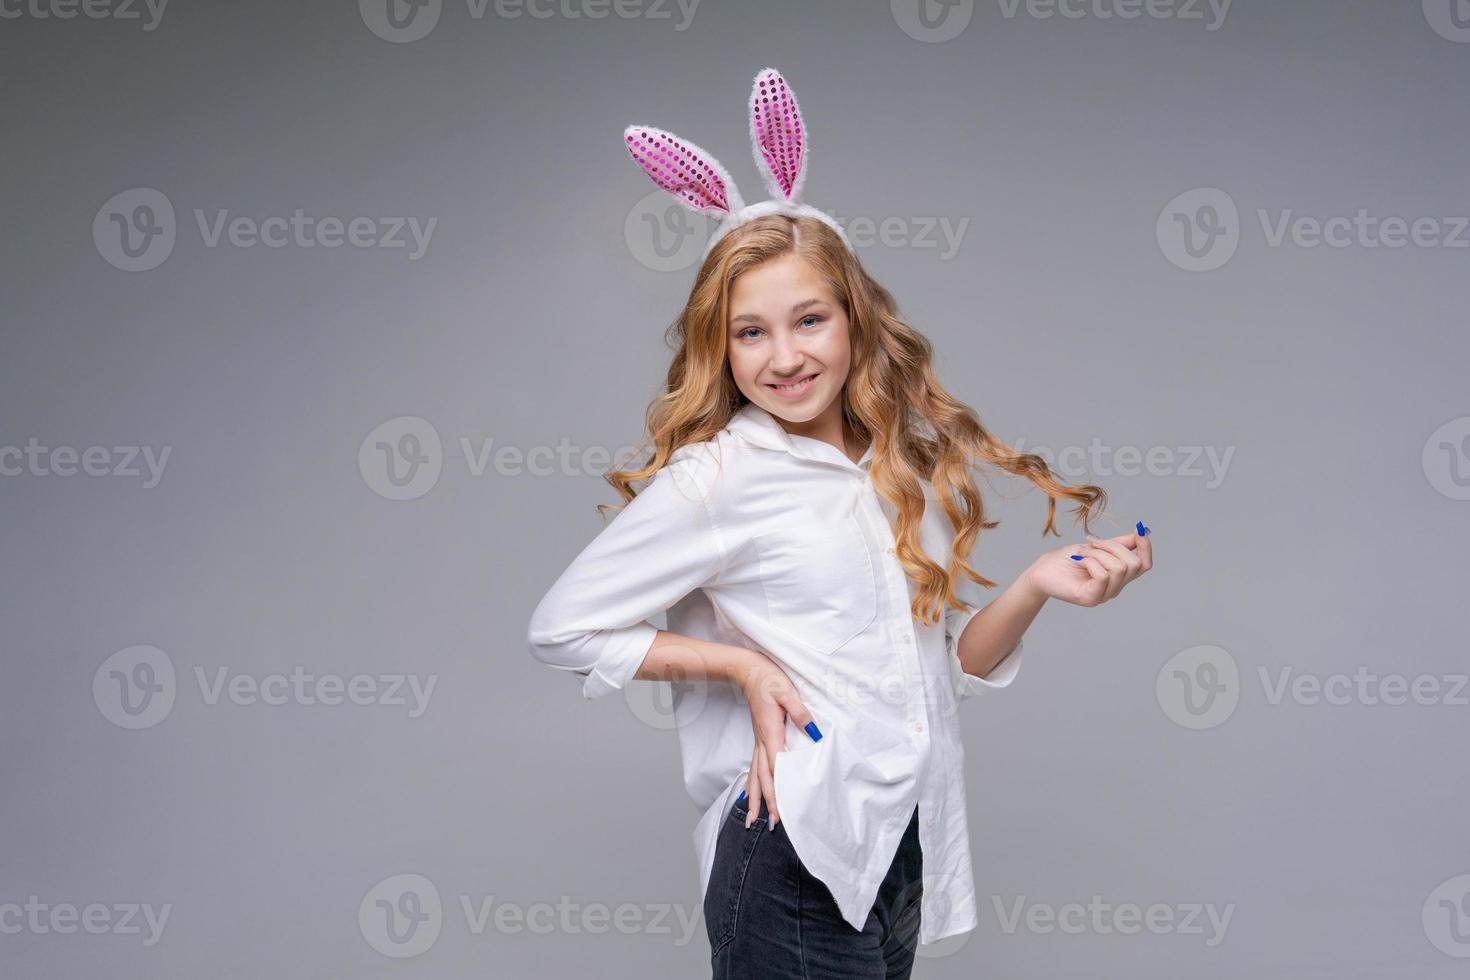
726 401 874 472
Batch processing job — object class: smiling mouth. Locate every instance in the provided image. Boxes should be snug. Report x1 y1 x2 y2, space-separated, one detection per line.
766 372 820 393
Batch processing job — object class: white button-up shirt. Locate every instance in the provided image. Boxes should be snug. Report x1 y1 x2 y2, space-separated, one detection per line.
527 400 1025 945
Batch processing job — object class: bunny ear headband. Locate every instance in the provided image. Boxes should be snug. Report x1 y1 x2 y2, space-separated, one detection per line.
623 67 852 262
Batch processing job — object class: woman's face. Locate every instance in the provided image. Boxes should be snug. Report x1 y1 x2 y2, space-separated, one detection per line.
725 253 851 426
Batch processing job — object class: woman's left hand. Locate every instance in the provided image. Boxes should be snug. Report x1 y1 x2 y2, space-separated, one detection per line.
1023 524 1154 608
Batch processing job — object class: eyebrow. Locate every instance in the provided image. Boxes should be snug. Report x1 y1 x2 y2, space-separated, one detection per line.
730 298 828 326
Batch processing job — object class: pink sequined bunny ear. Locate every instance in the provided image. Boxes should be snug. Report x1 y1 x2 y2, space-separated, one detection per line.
748 67 808 204
623 125 746 217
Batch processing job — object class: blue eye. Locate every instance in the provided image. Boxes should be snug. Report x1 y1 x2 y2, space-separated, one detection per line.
800 315 822 328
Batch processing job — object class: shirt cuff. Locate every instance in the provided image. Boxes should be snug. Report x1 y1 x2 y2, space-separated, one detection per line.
579 620 660 700
952 636 1025 701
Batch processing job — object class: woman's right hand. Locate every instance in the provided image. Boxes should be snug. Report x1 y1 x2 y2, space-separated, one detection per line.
735 652 820 831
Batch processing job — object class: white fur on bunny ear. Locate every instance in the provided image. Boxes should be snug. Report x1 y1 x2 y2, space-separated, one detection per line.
623 124 746 216
748 67 808 203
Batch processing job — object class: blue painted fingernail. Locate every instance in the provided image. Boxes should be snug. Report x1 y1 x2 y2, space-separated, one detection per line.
1070 554 1083 560
736 789 746 802
1136 521 1146 536
805 721 823 741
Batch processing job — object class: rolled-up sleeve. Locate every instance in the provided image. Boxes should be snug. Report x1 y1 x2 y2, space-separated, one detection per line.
526 447 729 700
944 597 1026 702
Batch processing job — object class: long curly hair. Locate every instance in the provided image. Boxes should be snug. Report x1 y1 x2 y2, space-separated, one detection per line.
602 213 1108 626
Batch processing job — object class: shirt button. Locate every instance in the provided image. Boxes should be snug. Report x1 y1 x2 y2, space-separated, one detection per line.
884 546 896 557
912 720 925 734
899 633 912 644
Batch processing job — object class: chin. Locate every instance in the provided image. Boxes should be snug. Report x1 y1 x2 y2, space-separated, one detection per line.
756 388 832 423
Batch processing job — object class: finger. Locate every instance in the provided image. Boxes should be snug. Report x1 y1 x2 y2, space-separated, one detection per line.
1075 567 1109 606
761 713 788 757
1073 553 1108 581
756 742 780 831
1135 524 1153 571
1082 543 1127 600
780 694 822 743
1083 541 1126 576
1087 535 1141 576
745 749 763 829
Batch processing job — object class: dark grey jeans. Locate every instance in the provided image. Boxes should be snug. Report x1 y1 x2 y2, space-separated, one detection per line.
704 795 924 979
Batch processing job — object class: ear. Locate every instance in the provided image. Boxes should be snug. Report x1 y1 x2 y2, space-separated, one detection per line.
623 124 746 216
748 67 808 203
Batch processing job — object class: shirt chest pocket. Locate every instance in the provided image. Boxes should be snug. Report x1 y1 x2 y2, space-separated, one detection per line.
751 511 880 655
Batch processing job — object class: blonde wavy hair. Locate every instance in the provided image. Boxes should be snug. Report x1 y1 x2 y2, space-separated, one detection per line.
602 214 1107 626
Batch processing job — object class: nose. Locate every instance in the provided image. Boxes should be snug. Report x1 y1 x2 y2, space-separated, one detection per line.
768 332 806 374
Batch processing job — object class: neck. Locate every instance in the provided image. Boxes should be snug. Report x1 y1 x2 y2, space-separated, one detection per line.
769 400 866 464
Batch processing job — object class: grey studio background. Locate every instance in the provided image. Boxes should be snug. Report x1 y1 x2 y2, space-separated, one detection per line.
2 1 1468 978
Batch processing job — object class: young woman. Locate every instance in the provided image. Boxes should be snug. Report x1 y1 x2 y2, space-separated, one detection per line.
527 69 1154 978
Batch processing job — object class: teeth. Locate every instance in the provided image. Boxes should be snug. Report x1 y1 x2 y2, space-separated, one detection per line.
774 375 815 390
